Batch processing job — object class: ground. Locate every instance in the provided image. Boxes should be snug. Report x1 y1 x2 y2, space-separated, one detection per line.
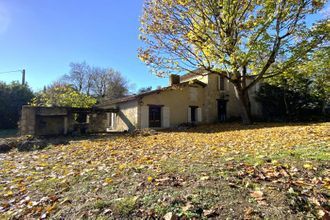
0 123 329 219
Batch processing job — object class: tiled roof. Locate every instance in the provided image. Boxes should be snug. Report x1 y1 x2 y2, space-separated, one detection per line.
97 79 206 107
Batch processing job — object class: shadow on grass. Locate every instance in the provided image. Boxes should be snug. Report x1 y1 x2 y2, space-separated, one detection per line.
161 121 327 134
12 122 328 146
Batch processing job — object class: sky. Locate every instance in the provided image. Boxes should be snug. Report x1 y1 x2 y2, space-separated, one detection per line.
0 0 167 92
0 0 329 92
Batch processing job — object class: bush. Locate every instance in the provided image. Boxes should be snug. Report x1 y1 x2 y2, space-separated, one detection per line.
0 81 34 129
256 83 327 121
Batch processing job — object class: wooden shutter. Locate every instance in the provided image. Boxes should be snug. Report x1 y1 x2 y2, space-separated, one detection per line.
141 106 149 128
197 108 202 122
107 113 111 127
162 107 170 128
111 113 116 129
187 107 191 123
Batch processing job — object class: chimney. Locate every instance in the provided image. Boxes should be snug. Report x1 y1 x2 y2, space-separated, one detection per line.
169 74 180 86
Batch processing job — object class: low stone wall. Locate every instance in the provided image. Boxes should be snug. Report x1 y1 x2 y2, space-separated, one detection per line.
20 106 37 135
20 106 118 136
20 106 74 136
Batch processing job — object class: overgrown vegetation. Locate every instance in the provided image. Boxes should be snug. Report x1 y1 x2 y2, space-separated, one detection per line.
256 46 330 121
0 123 329 219
31 84 97 108
0 81 34 129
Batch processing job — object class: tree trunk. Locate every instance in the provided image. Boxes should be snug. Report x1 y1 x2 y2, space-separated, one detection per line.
234 86 252 125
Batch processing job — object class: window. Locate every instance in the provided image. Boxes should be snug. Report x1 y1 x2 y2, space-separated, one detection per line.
219 76 225 91
149 106 161 127
189 106 201 123
191 106 197 123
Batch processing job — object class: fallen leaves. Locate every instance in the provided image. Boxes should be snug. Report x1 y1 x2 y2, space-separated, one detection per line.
250 190 267 205
0 122 329 219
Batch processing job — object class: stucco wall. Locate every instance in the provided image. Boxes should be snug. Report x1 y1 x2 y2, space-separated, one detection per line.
141 85 205 127
99 74 263 131
111 100 139 131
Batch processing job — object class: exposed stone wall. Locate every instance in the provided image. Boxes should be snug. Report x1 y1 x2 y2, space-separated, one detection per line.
20 106 37 136
20 106 74 136
88 113 108 133
203 74 222 123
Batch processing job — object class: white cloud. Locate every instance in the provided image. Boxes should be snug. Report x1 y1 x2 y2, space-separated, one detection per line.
0 2 10 34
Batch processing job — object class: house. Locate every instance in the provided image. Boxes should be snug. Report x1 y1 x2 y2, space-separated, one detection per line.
93 71 262 132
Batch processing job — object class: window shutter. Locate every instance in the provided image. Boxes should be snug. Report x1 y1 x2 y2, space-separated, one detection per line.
162 107 170 128
197 108 202 122
111 113 116 128
187 107 191 123
107 113 111 127
141 106 149 128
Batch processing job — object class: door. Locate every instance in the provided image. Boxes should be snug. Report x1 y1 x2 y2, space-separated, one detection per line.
191 106 197 123
149 106 161 127
217 100 227 122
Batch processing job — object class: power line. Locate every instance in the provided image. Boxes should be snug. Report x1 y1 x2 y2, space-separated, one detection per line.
0 70 22 75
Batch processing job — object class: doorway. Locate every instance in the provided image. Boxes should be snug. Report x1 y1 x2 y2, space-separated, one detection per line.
217 99 227 122
149 105 161 127
190 106 198 123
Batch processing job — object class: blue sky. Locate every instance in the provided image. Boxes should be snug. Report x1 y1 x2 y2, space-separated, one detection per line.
0 0 329 92
0 0 167 92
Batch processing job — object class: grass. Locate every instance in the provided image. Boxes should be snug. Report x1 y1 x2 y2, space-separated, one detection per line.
0 122 329 219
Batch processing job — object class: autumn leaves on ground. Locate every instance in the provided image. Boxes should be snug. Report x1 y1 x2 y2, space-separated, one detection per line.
0 123 329 219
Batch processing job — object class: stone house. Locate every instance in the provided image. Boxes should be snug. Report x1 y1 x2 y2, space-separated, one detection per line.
95 72 262 132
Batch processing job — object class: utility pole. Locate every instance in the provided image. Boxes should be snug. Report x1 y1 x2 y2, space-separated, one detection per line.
22 69 26 85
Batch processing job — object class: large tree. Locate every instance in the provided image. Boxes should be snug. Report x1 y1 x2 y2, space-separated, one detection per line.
138 0 329 124
90 67 129 100
61 62 129 100
62 62 93 95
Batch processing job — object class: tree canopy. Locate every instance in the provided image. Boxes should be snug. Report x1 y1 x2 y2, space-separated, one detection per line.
139 0 329 123
30 84 97 108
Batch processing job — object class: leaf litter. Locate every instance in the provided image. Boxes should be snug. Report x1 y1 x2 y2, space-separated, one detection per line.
0 122 329 219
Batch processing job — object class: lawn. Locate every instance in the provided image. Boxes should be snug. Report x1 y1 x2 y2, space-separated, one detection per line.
0 123 329 219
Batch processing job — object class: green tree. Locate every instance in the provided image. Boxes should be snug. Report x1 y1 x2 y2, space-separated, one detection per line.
0 81 34 129
139 0 329 124
262 46 330 117
31 84 97 108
